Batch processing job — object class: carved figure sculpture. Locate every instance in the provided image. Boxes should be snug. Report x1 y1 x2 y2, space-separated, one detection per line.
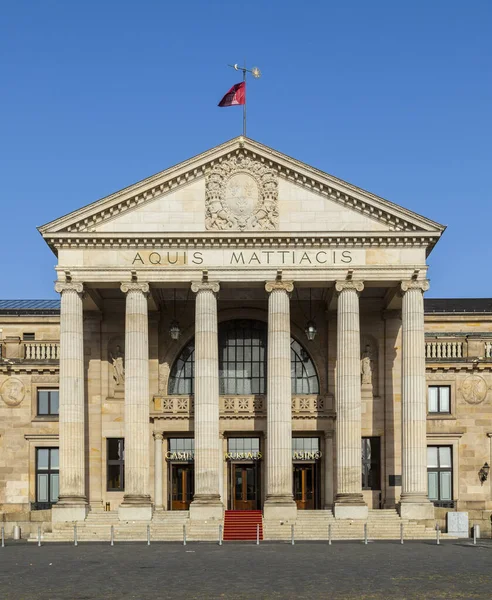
361 345 373 385
111 345 125 387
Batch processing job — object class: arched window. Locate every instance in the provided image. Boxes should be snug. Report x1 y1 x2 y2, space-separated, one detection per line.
168 319 319 395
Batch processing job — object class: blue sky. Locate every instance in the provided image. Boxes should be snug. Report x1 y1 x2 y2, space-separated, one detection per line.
1 0 491 299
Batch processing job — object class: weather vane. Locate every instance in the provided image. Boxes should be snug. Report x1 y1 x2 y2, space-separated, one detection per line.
217 62 261 137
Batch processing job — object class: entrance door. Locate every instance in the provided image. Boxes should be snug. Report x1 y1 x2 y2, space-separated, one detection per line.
231 464 259 510
171 464 194 510
293 464 315 510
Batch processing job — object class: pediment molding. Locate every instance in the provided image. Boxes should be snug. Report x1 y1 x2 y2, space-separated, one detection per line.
39 137 445 244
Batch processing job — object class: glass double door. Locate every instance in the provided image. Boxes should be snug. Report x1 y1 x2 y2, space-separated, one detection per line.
170 464 194 510
293 464 318 510
230 463 260 510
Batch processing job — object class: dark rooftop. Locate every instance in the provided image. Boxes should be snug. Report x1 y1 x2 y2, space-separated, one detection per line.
0 298 491 315
0 300 61 314
424 298 492 314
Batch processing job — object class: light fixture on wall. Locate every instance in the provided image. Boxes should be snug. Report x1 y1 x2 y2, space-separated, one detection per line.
169 289 181 341
304 288 317 342
479 462 490 485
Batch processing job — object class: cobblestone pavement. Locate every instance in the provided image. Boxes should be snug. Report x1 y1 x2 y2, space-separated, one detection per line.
1 540 492 600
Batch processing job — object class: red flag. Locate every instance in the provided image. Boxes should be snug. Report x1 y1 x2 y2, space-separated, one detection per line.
218 82 246 107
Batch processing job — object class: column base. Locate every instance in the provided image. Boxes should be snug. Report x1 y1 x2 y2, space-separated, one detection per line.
263 497 297 522
334 494 368 519
190 495 224 521
398 498 435 520
52 498 88 523
119 495 153 521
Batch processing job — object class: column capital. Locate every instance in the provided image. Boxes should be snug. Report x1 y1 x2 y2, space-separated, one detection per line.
265 281 294 294
335 280 364 294
400 279 430 294
120 282 150 295
153 431 164 441
191 281 220 294
55 282 84 295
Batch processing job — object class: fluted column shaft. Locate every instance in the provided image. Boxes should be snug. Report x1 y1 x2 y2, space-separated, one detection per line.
154 432 163 510
120 283 151 504
55 282 87 505
265 281 295 506
335 280 366 511
191 282 222 505
400 280 430 504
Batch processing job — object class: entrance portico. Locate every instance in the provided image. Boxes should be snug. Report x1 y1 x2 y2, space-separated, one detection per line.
40 136 444 526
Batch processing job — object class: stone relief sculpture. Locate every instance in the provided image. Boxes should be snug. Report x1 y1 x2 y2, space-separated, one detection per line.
108 338 125 397
158 362 170 394
0 377 26 407
205 154 279 231
361 344 374 385
460 374 488 405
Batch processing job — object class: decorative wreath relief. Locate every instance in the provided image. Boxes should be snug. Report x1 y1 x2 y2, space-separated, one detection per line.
205 154 279 231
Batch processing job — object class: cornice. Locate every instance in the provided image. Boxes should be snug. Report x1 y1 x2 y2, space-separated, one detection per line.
38 138 445 254
46 231 438 251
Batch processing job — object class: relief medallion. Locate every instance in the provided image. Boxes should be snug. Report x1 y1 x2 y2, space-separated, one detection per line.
460 374 488 405
0 377 26 407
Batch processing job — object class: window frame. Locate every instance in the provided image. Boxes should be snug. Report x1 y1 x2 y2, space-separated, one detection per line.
427 444 454 508
106 438 125 492
35 447 59 509
428 385 451 415
36 388 59 417
361 437 381 491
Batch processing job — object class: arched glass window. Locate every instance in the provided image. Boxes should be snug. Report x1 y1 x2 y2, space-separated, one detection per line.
168 319 319 395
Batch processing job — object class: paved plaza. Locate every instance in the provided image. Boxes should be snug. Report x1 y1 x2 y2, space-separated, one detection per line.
1 540 492 599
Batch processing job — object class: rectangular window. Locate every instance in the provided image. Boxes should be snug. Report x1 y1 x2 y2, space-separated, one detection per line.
107 439 125 491
428 385 451 414
35 448 59 509
362 437 381 490
427 445 453 507
23 332 35 341
37 389 59 416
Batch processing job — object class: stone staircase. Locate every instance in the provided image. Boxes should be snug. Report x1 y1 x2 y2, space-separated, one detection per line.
29 510 221 543
29 508 454 543
263 509 454 541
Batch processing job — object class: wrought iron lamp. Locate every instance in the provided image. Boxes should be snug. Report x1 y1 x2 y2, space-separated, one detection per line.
479 462 490 485
304 288 317 341
169 289 181 341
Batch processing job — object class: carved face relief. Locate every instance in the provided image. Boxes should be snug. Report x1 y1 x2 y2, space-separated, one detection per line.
1 377 26 407
205 154 279 231
460 374 488 405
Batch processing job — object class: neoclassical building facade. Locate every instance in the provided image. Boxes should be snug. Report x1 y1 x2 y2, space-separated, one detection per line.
1 138 491 538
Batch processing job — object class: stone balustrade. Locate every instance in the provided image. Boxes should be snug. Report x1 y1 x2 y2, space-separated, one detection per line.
24 341 60 360
152 394 330 418
425 339 464 360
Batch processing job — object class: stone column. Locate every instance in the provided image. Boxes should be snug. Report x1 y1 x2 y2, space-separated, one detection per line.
189 282 223 520
323 432 334 508
264 280 297 521
119 282 152 521
399 280 434 520
154 432 164 510
52 282 88 522
334 280 367 519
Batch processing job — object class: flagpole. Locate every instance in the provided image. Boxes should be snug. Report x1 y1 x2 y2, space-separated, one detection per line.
243 64 247 137
226 63 261 138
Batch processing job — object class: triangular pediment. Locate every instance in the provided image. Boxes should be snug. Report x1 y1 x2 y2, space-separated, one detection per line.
39 137 445 247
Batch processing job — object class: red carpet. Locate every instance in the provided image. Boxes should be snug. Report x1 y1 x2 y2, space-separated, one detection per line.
223 510 263 541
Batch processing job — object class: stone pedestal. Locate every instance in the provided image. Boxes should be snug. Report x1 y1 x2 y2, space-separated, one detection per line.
263 280 297 522
119 282 152 521
334 281 368 520
399 280 434 521
189 282 224 521
52 282 88 523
